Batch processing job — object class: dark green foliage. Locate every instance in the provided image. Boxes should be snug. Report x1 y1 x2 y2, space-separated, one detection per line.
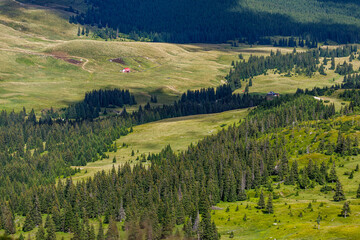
36 225 45 240
335 61 354 75
105 218 119 240
333 180 346 202
340 201 351 218
45 216 56 240
200 211 219 240
227 46 357 89
265 195 274 214
70 0 360 45
97 220 104 240
0 92 341 239
65 89 136 120
1 204 16 235
257 190 265 209
23 213 35 232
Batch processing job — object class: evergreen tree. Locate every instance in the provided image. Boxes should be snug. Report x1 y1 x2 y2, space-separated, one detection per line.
257 190 265 209
333 180 346 202
356 184 360 198
1 204 16 235
105 218 119 240
36 225 46 240
200 210 218 240
328 162 338 183
45 216 56 240
341 201 351 218
330 57 336 70
23 213 35 232
97 220 104 240
265 194 274 214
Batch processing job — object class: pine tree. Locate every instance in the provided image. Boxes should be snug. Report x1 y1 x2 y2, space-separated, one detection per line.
265 194 274 214
45 216 56 240
341 201 351 218
183 217 193 238
257 190 265 209
77 27 80 36
333 180 346 202
105 218 119 240
330 57 336 70
23 213 35 232
32 196 42 227
36 225 46 240
97 220 104 240
19 233 25 240
357 184 360 198
328 162 338 183
200 210 218 240
2 204 16 234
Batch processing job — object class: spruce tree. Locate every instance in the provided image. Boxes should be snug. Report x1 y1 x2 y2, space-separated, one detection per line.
45 216 56 240
328 162 338 183
265 194 274 214
200 210 218 240
357 184 360 198
341 201 351 218
36 225 46 240
2 204 16 234
257 190 265 209
105 218 119 240
97 220 104 240
23 213 35 232
333 180 346 202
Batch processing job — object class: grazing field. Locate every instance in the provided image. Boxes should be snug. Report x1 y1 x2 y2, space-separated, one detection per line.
70 108 249 182
0 0 356 112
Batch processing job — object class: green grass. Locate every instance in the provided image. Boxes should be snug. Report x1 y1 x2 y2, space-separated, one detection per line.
213 114 360 239
71 108 249 182
0 0 355 112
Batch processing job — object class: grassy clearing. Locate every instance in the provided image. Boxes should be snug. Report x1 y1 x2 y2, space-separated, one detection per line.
70 108 249 182
234 55 360 95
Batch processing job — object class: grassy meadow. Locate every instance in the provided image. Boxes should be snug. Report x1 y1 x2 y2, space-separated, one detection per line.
0 0 357 112
70 108 249 182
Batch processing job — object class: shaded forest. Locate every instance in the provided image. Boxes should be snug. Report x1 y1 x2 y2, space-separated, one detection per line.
68 0 360 44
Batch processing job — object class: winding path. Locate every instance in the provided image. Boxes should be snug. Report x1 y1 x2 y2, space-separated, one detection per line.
0 47 93 73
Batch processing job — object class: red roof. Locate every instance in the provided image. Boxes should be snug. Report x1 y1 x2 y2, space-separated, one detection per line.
124 68 130 70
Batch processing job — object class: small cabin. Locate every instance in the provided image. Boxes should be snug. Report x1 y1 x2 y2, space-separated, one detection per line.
266 91 280 100
122 68 130 73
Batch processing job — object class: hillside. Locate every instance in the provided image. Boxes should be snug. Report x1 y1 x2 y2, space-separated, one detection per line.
2 0 360 240
40 0 360 44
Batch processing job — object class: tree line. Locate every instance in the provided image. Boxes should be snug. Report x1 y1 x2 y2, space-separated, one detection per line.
226 46 358 89
64 89 136 120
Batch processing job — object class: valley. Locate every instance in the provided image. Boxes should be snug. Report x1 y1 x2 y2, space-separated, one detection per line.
1 0 360 239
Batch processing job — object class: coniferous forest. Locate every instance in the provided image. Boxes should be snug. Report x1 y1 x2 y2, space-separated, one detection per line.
68 0 360 44
4 0 360 239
